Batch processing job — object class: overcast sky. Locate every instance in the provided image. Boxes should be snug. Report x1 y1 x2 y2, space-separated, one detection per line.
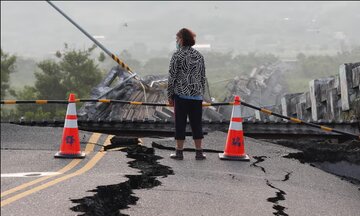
1 1 360 59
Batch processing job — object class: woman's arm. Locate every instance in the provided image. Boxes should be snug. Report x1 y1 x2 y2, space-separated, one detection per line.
167 54 177 101
200 57 206 95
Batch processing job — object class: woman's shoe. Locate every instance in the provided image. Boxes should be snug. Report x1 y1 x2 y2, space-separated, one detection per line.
195 149 206 160
170 149 184 160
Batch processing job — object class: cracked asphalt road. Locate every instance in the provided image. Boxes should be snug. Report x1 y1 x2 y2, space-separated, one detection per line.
1 124 360 216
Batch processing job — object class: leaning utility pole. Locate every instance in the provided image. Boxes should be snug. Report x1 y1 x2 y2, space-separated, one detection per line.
46 1 149 114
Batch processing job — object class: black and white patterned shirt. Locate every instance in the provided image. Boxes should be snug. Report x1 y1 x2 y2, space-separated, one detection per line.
167 46 206 99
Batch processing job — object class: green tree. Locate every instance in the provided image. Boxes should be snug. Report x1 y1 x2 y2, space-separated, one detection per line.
1 48 16 99
35 60 67 100
59 46 102 98
33 60 67 115
98 52 106 62
14 44 103 119
15 85 40 118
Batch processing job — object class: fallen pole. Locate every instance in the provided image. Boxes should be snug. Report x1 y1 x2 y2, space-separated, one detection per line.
46 0 150 115
46 1 134 76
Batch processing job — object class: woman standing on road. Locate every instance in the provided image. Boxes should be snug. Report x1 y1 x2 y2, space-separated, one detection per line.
167 28 207 160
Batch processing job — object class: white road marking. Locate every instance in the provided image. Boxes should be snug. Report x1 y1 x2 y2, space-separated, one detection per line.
1 172 61 178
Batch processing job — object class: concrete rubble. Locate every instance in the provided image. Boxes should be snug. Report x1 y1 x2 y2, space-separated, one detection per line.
77 66 224 122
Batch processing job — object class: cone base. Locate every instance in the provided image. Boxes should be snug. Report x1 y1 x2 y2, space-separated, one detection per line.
219 153 250 161
54 152 86 159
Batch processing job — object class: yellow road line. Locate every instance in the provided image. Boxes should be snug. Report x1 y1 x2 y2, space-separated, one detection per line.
1 133 101 198
1 160 80 198
106 147 126 152
84 133 102 153
103 135 113 148
1 135 113 207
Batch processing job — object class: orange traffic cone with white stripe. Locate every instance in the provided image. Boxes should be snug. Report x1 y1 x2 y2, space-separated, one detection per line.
219 95 250 161
55 93 85 158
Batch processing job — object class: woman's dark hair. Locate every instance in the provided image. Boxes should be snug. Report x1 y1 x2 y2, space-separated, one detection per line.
176 28 196 46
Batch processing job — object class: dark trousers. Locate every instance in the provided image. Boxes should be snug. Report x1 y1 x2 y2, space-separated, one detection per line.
174 95 204 140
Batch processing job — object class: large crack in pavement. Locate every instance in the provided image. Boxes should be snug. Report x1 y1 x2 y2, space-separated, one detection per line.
251 155 290 216
151 140 293 215
282 172 292 182
251 156 267 173
70 143 174 216
266 180 289 216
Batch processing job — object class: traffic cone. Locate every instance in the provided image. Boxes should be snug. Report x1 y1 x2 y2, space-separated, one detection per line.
219 95 250 161
55 93 85 158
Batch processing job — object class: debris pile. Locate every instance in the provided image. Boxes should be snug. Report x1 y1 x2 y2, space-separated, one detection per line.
219 61 291 119
78 66 224 121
